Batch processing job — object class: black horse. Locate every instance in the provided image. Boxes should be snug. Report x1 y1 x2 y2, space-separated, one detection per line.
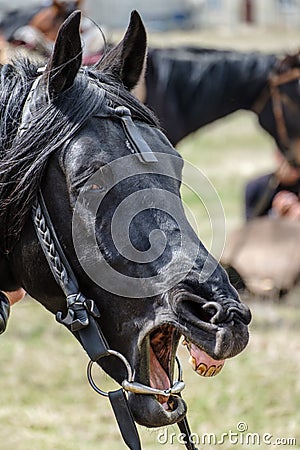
144 46 300 165
0 10 250 443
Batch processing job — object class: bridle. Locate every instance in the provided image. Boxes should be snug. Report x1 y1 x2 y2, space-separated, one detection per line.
25 71 198 450
252 67 300 167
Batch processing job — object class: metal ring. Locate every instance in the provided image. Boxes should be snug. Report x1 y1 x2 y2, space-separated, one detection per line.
87 349 134 397
175 356 183 381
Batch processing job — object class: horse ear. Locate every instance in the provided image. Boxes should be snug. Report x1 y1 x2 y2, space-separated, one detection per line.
96 10 147 91
42 10 82 98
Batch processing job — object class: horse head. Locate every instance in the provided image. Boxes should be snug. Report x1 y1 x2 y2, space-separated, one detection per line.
256 50 300 167
1 11 251 429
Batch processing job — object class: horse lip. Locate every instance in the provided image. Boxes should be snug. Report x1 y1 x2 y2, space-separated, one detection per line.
181 322 249 360
175 312 250 360
172 291 251 360
124 288 250 426
126 325 186 427
128 392 187 427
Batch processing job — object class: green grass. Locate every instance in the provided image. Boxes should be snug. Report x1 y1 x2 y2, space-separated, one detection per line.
1 295 300 449
178 111 274 248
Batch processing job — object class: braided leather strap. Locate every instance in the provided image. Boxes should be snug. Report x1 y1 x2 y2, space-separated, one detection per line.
32 200 68 286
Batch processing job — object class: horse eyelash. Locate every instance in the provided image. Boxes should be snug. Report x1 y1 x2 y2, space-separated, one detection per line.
81 183 104 193
71 170 99 189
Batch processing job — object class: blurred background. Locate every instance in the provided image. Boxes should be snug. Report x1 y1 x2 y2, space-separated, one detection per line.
0 1 299 449
1 0 300 30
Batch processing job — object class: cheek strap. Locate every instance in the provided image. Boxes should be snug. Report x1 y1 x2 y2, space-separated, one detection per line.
115 106 158 163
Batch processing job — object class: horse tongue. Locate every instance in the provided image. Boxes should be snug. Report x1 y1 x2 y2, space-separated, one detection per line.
149 345 170 409
183 340 225 377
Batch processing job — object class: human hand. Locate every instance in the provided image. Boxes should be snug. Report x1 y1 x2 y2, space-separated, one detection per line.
276 160 300 185
272 190 299 217
4 288 26 305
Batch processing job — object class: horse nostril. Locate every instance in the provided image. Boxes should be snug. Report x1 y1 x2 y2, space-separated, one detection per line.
175 293 227 324
173 291 251 326
228 304 252 325
202 302 227 324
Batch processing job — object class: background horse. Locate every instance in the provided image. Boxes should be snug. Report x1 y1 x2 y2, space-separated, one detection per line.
144 46 300 165
143 47 300 297
0 10 250 446
143 46 300 296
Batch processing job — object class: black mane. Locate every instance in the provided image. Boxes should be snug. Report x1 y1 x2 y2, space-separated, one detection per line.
147 47 276 109
0 58 158 252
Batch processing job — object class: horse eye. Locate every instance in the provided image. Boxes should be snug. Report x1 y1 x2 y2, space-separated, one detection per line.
90 184 101 190
87 183 103 191
79 183 104 193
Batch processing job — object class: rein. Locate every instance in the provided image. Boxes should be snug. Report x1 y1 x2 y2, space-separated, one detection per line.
252 67 300 166
27 72 198 450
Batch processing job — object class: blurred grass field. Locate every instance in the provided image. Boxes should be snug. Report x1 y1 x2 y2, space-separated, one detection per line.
1 26 300 450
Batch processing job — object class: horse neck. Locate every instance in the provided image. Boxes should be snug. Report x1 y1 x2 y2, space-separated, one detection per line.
146 49 277 145
202 52 277 115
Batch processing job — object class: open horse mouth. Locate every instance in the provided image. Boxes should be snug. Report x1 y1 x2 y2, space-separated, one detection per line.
128 324 226 427
149 326 224 405
128 290 251 427
128 324 187 427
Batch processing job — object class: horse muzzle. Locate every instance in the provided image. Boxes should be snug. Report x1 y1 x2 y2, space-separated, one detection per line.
172 289 251 360
87 285 251 428
125 287 251 427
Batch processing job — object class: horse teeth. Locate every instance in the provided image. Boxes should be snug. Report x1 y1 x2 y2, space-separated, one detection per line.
188 355 224 377
195 363 224 377
214 365 224 376
188 355 197 371
205 366 216 377
196 363 208 376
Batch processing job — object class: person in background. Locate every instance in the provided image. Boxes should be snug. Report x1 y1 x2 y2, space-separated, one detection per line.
0 289 26 334
245 149 300 221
